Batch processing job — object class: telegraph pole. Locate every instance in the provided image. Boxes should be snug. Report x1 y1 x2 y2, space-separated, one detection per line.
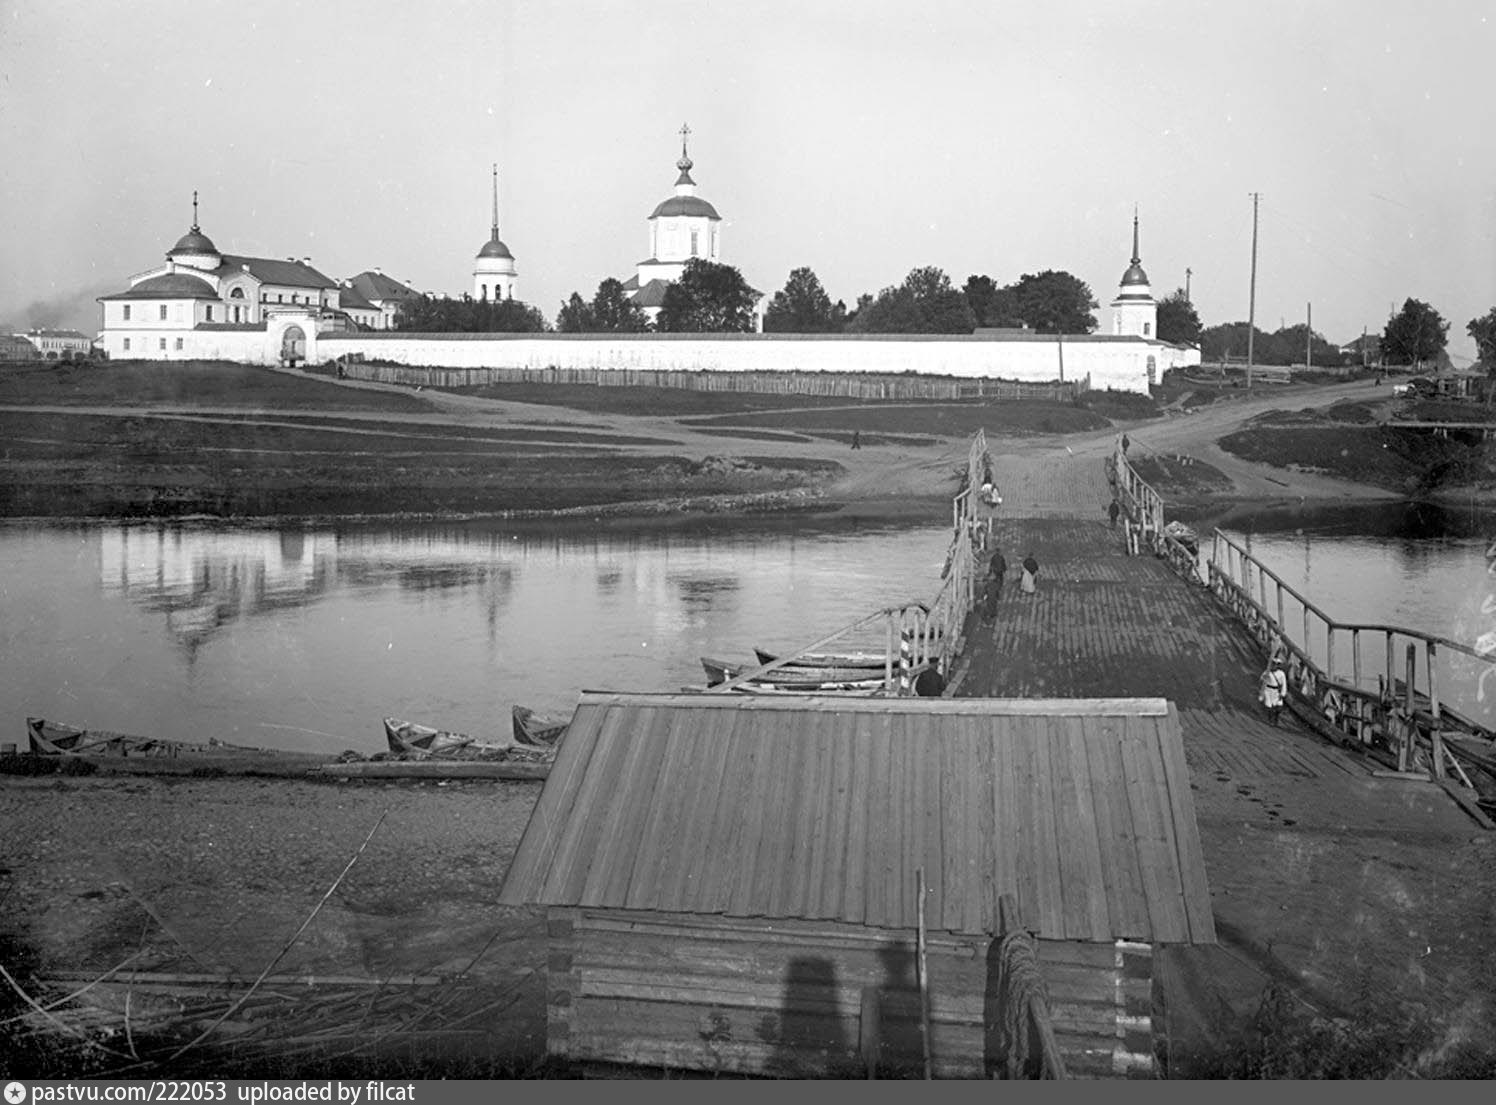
1184 267 1192 303
1247 192 1260 389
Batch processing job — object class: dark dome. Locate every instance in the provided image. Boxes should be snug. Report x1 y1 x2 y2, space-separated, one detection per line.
171 229 219 255
476 235 513 260
649 195 721 220
1119 261 1150 287
115 273 219 299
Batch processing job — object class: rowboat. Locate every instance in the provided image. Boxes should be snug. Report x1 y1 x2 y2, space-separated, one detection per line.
701 657 891 693
511 705 568 747
753 648 892 670
383 718 553 763
26 717 271 758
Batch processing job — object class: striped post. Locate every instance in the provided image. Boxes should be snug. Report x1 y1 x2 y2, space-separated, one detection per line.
899 626 914 697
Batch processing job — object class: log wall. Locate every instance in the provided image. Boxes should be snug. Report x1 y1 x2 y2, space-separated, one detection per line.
544 908 1156 1078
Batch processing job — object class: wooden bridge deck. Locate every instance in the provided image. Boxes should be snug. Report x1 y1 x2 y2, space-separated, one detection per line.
946 449 1496 1067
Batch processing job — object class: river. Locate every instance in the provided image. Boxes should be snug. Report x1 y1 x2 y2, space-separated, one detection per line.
4 502 1495 756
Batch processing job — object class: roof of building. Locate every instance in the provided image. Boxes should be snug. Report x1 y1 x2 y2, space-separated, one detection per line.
347 270 420 303
193 321 268 332
630 278 672 308
499 693 1216 944
170 228 219 256
25 328 90 339
215 255 336 290
476 235 514 260
337 282 376 311
650 195 721 220
99 272 220 301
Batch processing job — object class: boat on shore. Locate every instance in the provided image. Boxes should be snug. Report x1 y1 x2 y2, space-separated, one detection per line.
511 705 568 747
26 717 275 758
753 647 892 670
383 718 553 763
701 657 893 694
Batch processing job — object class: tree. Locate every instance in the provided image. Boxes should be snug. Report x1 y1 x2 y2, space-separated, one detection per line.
848 266 975 334
590 278 649 332
1155 289 1202 345
396 293 548 333
1007 270 1097 333
556 292 594 333
964 275 1021 328
1381 298 1449 368
1467 307 1496 366
764 267 839 332
656 258 759 332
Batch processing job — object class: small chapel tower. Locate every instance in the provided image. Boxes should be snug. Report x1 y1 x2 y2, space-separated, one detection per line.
473 164 517 301
636 124 722 287
1110 210 1157 338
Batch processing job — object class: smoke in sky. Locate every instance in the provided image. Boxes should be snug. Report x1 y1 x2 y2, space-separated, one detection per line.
6 282 116 334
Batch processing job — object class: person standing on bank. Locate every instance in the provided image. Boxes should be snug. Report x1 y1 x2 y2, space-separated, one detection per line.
851 430 861 450
1020 552 1040 595
982 548 1007 622
1259 656 1289 726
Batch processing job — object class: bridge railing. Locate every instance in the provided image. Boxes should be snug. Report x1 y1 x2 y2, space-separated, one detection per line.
1209 529 1496 782
1108 437 1203 585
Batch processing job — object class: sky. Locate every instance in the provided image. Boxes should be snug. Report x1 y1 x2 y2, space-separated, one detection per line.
1 0 1492 360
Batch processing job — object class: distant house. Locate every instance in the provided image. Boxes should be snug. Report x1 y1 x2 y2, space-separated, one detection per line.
342 270 421 330
0 334 37 362
20 328 92 360
334 279 381 330
500 693 1216 1078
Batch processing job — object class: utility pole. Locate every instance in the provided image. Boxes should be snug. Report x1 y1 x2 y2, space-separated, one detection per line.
1247 192 1260 389
1184 267 1192 303
1306 302 1312 369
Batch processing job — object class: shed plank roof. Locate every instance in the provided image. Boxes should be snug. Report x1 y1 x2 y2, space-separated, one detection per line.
499 693 1215 943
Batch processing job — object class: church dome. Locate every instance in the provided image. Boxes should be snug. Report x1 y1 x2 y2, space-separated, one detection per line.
476 235 513 260
171 228 219 256
118 272 219 298
1120 260 1150 287
650 194 721 220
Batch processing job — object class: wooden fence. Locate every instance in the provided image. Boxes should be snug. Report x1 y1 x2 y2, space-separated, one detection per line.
1208 529 1495 793
334 360 1086 403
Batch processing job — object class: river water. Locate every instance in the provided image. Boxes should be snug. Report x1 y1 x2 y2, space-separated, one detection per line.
4 502 1494 756
0 516 952 756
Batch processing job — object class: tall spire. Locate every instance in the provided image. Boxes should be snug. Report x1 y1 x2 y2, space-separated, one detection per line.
490 164 502 239
191 190 200 232
1131 205 1141 265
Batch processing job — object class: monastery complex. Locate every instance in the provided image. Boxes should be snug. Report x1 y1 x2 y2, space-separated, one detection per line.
94 128 1198 395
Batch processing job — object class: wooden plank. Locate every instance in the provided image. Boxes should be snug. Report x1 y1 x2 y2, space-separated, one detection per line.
938 718 964 934
1087 735 1150 940
621 709 694 911
1117 734 1178 942
1063 722 1115 941
596 705 676 907
840 711 872 925
580 705 668 906
497 703 604 905
747 715 798 915
541 706 636 903
811 713 855 921
1153 706 1217 941
725 711 784 917
971 717 997 935
1439 778 1496 830
654 709 732 913
694 709 761 914
571 691 1170 717
865 709 897 928
992 716 1024 932
1030 716 1065 937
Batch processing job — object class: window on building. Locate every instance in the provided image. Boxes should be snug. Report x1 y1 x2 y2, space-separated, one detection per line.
123 305 131 321
175 338 184 351
1143 322 1151 336
690 230 699 257
159 304 168 321
206 305 214 321
123 338 130 351
278 294 283 303
159 338 167 351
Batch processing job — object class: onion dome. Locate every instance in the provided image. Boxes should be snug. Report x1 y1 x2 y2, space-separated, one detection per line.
650 123 721 220
168 191 220 260
1117 212 1151 294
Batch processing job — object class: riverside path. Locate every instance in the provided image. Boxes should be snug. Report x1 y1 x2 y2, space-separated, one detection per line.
946 437 1496 1072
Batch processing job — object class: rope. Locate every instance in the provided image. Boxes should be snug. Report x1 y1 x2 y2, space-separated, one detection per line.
994 929 1066 1079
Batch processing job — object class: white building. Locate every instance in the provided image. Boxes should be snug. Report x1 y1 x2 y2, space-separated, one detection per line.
473 164 518 302
19 328 92 359
341 270 419 329
1110 212 1157 338
97 194 348 362
618 126 761 329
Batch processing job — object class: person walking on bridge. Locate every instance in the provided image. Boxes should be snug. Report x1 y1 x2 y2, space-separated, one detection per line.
1020 552 1040 595
1108 499 1120 529
1259 656 1289 726
982 548 1007 622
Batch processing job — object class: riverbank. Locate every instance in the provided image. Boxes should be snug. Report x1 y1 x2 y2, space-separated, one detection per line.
1 362 1478 524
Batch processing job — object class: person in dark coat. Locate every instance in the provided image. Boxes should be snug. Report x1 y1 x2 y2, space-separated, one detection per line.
982 548 1007 622
851 430 861 450
1108 499 1120 529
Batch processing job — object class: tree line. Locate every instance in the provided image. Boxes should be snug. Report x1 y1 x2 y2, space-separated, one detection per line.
389 262 1496 372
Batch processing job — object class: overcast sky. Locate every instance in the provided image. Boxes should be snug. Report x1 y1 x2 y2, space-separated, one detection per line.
2 0 1491 358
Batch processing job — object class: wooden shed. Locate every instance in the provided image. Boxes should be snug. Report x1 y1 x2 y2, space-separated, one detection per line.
498 693 1216 1078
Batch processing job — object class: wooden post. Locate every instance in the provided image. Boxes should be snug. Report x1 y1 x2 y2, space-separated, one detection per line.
1428 642 1445 779
1276 581 1285 637
1385 633 1396 704
885 615 896 690
1352 628 1364 741
859 987 882 1079
917 867 932 1080
1326 624 1335 683
899 626 914 697
1399 643 1417 772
